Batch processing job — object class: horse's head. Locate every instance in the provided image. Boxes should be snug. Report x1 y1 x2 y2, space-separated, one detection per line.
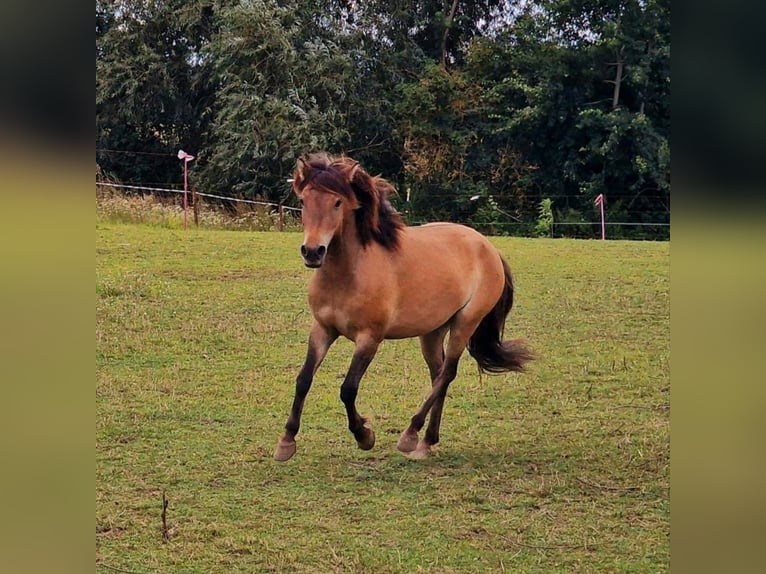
292 153 403 267
292 154 360 268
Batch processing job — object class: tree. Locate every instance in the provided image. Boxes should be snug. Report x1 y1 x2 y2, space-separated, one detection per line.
541 0 670 223
197 0 363 201
457 0 670 232
95 0 670 237
96 0 218 186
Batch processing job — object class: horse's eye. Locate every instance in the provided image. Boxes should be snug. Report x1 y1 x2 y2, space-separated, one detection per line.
334 199 342 209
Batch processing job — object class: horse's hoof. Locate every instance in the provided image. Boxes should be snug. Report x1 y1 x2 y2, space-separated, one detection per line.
397 429 418 453
273 437 296 461
406 441 433 460
357 422 376 451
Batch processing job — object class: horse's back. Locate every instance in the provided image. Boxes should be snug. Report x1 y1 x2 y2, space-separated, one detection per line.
380 223 506 338
404 223 500 266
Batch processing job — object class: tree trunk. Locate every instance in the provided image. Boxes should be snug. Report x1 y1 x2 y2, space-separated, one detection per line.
612 59 623 109
440 0 460 69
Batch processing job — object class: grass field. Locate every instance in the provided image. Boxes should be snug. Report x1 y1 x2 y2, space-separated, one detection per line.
96 223 669 573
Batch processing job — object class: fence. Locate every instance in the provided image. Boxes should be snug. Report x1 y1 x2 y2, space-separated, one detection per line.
412 220 670 240
96 181 300 231
97 181 669 239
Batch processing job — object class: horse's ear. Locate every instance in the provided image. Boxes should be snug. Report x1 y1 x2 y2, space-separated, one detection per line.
345 160 369 195
345 159 380 230
293 157 307 191
348 161 362 183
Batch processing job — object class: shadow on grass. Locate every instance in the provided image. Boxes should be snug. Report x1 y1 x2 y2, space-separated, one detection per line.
266 437 583 487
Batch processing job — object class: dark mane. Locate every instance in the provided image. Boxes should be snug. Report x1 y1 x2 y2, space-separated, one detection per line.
293 153 404 249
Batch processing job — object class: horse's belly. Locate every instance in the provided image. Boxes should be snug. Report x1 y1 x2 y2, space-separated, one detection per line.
313 295 451 341
385 299 462 339
384 319 450 340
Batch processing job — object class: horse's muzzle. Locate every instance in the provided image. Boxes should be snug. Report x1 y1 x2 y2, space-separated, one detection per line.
300 244 327 268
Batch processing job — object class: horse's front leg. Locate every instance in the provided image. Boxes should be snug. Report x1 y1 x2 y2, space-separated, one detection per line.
340 335 380 451
274 322 338 461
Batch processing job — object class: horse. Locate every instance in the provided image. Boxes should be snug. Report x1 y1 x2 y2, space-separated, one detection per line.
274 153 535 461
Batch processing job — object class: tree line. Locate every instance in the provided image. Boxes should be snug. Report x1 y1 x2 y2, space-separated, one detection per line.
96 0 670 238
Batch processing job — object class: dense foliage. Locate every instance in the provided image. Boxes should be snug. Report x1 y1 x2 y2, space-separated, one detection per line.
97 0 669 238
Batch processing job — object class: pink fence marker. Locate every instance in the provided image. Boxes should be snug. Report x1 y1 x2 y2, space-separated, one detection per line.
594 193 605 240
178 150 195 230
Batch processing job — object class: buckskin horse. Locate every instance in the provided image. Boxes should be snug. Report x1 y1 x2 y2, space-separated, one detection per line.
274 153 534 461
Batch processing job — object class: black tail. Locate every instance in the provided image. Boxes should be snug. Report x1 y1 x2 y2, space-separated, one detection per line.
467 256 536 374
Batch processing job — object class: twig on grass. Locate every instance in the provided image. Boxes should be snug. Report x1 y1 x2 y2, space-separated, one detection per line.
502 535 592 551
576 476 641 492
616 403 670 411
161 491 169 542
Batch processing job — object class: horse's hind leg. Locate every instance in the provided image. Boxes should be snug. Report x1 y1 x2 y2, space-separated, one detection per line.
397 327 446 454
274 322 337 461
399 355 460 459
340 334 381 451
399 318 479 459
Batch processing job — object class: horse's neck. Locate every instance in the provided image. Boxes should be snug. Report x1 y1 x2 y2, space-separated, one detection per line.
324 219 364 273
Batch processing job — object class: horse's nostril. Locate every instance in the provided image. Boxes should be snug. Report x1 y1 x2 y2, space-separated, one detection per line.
300 245 308 257
317 245 326 257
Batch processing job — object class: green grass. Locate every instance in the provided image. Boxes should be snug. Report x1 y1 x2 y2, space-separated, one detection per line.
96 224 669 573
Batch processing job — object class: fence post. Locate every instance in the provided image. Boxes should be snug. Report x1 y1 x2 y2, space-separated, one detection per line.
278 204 284 231
192 188 199 227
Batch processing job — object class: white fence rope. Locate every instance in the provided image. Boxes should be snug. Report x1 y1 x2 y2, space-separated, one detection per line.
552 221 670 227
98 182 669 229
97 181 301 212
410 220 670 228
